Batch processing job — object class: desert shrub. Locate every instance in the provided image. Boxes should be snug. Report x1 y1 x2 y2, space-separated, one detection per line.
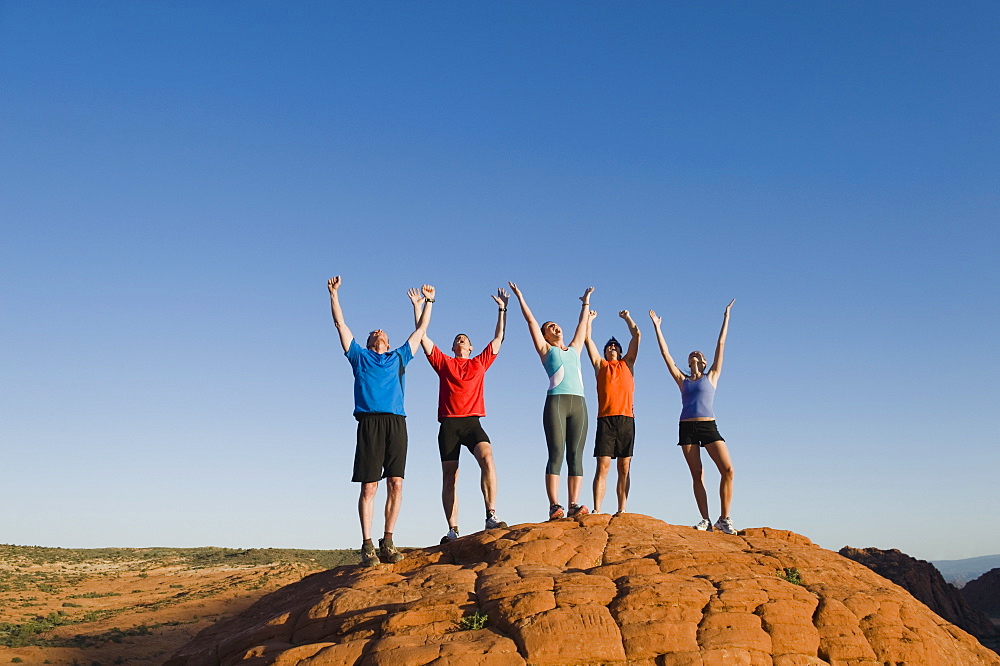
459 609 488 630
777 567 804 585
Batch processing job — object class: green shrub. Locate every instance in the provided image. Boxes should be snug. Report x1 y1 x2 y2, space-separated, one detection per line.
776 567 804 585
459 610 488 630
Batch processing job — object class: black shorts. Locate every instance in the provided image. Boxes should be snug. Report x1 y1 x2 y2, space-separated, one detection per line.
438 416 490 462
594 415 635 459
678 420 725 447
353 413 407 482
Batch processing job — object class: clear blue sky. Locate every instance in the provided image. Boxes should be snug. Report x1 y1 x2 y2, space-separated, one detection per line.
2 2 997 560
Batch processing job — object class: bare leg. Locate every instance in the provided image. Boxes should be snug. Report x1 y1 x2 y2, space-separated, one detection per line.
616 457 631 514
545 473 560 506
704 441 734 519
593 456 611 513
567 475 583 506
384 476 404 536
681 445 710 520
472 442 497 512
441 461 459 528
358 481 379 541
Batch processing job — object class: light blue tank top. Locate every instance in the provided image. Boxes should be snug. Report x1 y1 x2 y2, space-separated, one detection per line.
543 346 585 396
680 375 716 420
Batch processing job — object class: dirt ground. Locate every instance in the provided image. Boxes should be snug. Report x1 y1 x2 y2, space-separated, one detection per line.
0 545 357 665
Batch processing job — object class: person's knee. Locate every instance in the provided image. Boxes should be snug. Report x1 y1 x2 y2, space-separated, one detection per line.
720 464 735 481
359 482 379 501
475 444 494 469
595 457 611 474
617 457 631 473
385 477 404 495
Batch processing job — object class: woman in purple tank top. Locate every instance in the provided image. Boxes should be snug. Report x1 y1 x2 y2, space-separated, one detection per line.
649 300 736 535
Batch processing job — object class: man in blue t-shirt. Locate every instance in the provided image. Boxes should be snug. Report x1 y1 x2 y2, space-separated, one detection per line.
328 276 434 567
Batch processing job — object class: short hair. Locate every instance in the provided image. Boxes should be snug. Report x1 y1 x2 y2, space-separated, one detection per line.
453 333 471 344
604 336 623 356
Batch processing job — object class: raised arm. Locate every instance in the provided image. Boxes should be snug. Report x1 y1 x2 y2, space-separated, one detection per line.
489 287 509 354
584 309 601 368
649 309 685 388
328 276 354 353
707 299 734 383
568 286 594 350
620 309 641 369
407 287 434 355
508 282 549 358
405 285 435 356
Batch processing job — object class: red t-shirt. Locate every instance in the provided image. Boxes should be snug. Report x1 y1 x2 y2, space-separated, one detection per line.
427 344 498 420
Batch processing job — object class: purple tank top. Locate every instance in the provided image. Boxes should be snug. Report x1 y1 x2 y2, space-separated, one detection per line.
680 375 716 420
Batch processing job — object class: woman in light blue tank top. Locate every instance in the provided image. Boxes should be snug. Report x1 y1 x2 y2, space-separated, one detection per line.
650 300 737 535
509 282 593 521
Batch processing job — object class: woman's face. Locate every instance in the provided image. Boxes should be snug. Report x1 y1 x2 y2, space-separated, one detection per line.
541 321 562 344
688 351 707 373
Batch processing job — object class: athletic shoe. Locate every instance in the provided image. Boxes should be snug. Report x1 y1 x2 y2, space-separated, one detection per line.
548 504 565 520
714 517 737 535
485 512 507 530
378 537 404 563
568 503 590 518
693 518 712 531
360 541 381 567
440 527 460 544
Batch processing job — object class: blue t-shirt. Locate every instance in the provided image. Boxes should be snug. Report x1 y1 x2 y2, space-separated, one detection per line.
345 339 414 416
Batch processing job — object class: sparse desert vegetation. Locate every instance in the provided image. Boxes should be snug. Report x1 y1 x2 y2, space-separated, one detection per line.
0 544 358 664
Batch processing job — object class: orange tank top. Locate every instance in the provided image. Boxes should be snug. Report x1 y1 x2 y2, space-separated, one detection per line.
596 359 634 417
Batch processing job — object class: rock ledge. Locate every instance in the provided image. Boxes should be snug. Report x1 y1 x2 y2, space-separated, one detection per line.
167 514 1000 665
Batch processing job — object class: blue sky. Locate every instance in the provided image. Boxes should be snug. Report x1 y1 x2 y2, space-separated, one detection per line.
2 2 997 560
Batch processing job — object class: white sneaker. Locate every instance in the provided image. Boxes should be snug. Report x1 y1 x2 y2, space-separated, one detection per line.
694 518 712 531
440 527 459 544
714 517 736 535
485 512 507 530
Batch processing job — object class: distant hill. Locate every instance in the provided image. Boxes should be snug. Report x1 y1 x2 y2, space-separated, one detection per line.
933 554 1000 587
840 546 997 641
0 544 358 664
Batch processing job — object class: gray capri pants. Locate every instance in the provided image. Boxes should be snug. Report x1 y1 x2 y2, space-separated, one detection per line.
542 394 588 476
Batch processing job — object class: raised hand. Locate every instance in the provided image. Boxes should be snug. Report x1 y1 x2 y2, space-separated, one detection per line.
649 310 662 326
589 309 598 320
507 281 523 298
407 287 423 305
580 286 594 305
619 309 630 320
725 299 735 314
492 287 510 308
327 276 342 294
422 284 436 300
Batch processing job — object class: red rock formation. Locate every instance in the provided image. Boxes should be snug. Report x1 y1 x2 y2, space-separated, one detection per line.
963 567 1000 616
839 545 998 641
167 515 1000 665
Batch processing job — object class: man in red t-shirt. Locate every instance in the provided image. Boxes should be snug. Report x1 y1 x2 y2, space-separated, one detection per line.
410 287 510 544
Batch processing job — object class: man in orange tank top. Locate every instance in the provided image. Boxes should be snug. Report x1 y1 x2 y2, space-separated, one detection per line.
584 308 640 515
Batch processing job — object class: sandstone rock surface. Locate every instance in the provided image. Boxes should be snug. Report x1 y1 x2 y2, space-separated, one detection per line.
168 515 1000 665
839 545 998 640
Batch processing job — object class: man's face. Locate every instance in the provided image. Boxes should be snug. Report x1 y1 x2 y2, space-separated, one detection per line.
604 344 621 361
452 334 473 355
367 329 389 351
